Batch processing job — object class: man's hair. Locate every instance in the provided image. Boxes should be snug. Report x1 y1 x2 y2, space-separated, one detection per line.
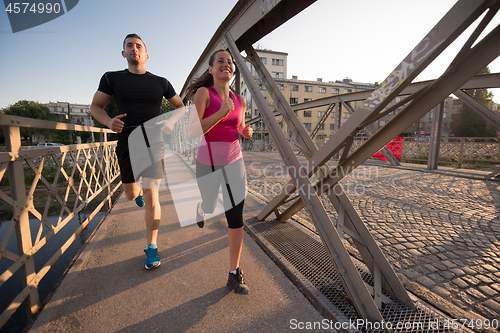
123 33 146 50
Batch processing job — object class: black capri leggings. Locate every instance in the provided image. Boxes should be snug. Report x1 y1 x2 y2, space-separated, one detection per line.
196 158 246 229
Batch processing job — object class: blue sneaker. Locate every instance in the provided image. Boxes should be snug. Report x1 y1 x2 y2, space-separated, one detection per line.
144 244 160 270
135 194 144 207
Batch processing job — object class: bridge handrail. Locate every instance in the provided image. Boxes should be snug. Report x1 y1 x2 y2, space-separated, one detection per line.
0 114 120 329
0 114 113 133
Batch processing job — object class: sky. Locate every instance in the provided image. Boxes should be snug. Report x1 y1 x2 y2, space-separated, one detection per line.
1 0 499 110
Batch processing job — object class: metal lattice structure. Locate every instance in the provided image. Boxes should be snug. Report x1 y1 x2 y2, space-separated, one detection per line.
0 115 120 328
178 0 500 326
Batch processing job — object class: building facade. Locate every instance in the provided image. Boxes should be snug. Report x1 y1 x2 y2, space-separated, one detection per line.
45 101 93 127
241 49 375 139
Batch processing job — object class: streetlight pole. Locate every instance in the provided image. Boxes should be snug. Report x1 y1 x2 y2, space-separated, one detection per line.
67 102 73 144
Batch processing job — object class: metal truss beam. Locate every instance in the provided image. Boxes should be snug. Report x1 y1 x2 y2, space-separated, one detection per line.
291 73 500 112
244 73 500 136
270 1 500 223
311 103 335 138
340 100 401 166
181 0 500 323
180 0 316 99
227 28 418 316
226 32 394 321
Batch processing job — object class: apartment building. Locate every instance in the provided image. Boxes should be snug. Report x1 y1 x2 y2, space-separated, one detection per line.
241 49 377 139
45 101 93 127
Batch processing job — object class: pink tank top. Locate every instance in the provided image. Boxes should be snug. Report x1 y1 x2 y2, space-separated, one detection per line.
197 86 243 166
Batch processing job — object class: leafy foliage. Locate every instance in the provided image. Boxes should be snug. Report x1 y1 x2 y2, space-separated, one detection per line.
458 67 497 137
2 100 56 142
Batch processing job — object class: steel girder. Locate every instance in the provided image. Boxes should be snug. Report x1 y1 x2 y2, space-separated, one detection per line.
226 33 403 321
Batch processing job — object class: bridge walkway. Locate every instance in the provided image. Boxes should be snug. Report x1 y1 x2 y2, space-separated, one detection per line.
29 150 325 332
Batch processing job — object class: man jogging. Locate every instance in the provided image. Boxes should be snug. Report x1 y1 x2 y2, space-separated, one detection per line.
90 33 185 269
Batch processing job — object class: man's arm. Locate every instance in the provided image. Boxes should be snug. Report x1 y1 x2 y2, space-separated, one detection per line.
157 94 186 135
167 94 186 123
90 91 126 133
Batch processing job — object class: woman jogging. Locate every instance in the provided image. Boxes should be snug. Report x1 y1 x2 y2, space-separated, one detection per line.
186 49 253 294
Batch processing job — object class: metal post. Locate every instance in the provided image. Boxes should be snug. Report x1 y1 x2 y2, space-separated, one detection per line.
4 125 40 320
428 101 445 170
100 129 111 210
458 138 465 168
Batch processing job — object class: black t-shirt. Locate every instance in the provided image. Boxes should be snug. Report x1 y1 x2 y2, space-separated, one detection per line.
98 69 176 145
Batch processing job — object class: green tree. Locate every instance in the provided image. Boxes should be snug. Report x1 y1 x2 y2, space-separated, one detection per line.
2 100 56 143
458 67 496 137
90 96 118 141
161 98 174 115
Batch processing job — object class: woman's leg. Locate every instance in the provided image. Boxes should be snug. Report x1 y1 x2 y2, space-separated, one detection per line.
196 160 221 214
222 159 246 270
228 226 244 271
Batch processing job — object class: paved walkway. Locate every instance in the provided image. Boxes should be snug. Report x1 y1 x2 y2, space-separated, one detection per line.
29 151 326 333
29 149 500 332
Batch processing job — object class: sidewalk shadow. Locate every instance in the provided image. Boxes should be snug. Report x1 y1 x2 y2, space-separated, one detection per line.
116 287 229 333
37 230 228 321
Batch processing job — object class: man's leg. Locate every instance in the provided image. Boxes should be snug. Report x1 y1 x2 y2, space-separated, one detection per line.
122 182 142 201
143 187 161 245
142 178 162 269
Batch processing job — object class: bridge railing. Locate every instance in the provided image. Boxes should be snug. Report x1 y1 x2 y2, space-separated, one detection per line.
0 114 121 328
240 134 500 170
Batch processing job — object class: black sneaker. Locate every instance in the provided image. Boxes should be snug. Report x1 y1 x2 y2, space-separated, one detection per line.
196 202 205 228
227 267 249 294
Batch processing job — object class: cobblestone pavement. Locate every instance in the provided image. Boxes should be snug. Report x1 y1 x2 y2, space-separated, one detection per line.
243 151 500 323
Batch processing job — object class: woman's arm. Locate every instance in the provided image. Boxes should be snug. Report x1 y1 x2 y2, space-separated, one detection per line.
238 96 253 139
192 87 234 135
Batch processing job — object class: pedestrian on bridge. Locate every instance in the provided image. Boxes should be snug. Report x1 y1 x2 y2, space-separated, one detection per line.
186 49 253 294
90 33 186 270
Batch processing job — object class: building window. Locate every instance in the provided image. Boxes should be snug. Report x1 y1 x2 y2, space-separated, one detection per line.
254 109 259 116
304 86 312 92
319 124 324 130
272 72 284 79
272 58 284 66
318 111 325 118
304 111 312 117
290 97 298 104
318 87 326 93
260 57 267 64
277 83 284 90
332 88 339 94
304 98 312 102
259 84 266 91
330 124 335 130
345 89 352 93
304 123 311 131
290 85 299 91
